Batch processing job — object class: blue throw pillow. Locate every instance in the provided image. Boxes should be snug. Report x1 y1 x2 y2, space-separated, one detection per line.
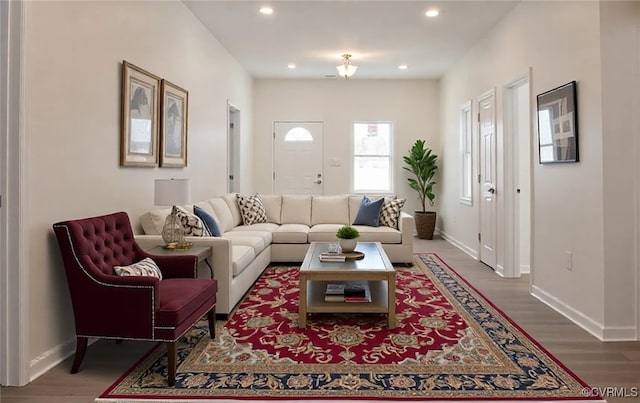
193 205 222 237
352 196 385 227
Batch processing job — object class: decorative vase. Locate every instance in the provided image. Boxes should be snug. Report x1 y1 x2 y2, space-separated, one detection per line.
339 238 357 253
162 206 185 247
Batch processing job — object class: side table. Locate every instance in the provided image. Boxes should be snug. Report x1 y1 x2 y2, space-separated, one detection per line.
147 245 213 278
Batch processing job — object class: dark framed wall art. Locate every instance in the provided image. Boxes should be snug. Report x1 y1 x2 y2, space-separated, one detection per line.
536 81 579 164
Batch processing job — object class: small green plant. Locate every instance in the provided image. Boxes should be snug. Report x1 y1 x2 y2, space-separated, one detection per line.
336 225 360 239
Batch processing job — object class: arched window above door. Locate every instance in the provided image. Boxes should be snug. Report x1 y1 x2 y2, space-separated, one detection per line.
284 127 313 142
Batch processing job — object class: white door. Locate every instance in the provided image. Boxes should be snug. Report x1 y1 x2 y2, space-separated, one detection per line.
273 122 323 195
478 89 497 269
227 103 240 193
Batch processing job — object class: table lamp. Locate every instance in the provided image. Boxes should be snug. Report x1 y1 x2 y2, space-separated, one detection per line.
154 178 191 248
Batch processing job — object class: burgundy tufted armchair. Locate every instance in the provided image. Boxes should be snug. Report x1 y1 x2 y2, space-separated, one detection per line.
53 211 217 386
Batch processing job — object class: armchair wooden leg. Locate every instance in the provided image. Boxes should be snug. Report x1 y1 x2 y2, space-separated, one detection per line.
70 336 88 374
167 342 177 386
207 307 216 339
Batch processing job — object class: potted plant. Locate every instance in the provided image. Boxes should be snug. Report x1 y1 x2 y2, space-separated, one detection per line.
336 225 360 253
403 139 438 239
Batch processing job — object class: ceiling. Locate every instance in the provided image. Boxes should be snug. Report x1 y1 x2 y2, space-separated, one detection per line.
184 1 520 80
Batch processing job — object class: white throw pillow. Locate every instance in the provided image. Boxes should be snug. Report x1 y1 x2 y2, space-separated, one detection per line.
114 257 163 279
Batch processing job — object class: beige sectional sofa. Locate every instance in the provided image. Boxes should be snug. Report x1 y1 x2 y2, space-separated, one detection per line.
135 194 414 316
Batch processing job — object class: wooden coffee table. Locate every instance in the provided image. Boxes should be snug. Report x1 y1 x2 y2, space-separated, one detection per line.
298 242 396 328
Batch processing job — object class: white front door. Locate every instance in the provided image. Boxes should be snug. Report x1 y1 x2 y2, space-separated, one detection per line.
273 122 324 195
478 89 497 269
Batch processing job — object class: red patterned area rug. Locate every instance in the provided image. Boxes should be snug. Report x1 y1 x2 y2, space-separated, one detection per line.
97 253 602 402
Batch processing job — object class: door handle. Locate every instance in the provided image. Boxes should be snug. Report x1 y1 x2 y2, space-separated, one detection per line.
488 187 495 194
314 179 322 184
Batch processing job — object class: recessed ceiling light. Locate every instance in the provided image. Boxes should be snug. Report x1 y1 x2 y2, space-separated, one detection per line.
288 64 296 69
425 9 439 17
259 7 273 15
399 64 408 70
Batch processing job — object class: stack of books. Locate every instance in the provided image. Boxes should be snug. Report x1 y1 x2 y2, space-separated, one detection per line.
319 251 346 262
324 281 371 303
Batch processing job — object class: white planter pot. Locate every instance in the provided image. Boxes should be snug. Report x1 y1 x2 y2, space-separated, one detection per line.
339 238 357 253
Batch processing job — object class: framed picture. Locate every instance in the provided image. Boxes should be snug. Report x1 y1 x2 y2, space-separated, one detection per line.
120 61 161 167
536 81 579 163
160 80 188 167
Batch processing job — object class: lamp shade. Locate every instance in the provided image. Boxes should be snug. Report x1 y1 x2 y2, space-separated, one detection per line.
154 179 191 206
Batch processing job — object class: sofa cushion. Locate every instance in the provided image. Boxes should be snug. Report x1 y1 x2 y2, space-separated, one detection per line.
222 193 243 227
237 194 268 226
208 198 235 233
379 198 406 229
224 229 272 251
260 195 282 224
140 207 172 235
351 225 402 243
281 195 312 225
223 233 267 255
194 201 219 220
308 224 343 242
230 229 273 245
352 196 384 227
232 223 280 234
231 245 255 277
193 205 221 237
311 195 349 225
272 224 309 244
348 196 364 224
114 257 163 279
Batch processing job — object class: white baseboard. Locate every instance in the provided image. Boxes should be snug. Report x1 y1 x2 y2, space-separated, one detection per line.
30 336 76 381
602 326 638 341
531 285 637 341
520 264 530 274
437 230 478 260
30 337 96 382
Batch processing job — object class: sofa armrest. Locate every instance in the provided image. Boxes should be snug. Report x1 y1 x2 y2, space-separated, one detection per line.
399 212 414 246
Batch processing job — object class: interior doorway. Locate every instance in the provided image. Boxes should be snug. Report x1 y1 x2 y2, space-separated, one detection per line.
227 102 240 193
504 72 532 278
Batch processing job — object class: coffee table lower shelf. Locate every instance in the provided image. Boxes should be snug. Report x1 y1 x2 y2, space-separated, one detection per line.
305 280 389 313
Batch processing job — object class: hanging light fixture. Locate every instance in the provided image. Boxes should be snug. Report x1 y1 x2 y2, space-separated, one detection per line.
336 53 358 79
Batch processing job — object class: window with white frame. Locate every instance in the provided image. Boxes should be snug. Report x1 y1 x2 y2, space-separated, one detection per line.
352 122 392 193
460 101 473 205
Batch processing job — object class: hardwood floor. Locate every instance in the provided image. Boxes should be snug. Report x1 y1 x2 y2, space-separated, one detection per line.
2 237 639 402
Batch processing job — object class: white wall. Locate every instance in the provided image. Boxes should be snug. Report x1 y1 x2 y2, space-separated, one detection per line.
440 2 609 334
253 79 439 216
24 0 253 378
599 1 640 338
